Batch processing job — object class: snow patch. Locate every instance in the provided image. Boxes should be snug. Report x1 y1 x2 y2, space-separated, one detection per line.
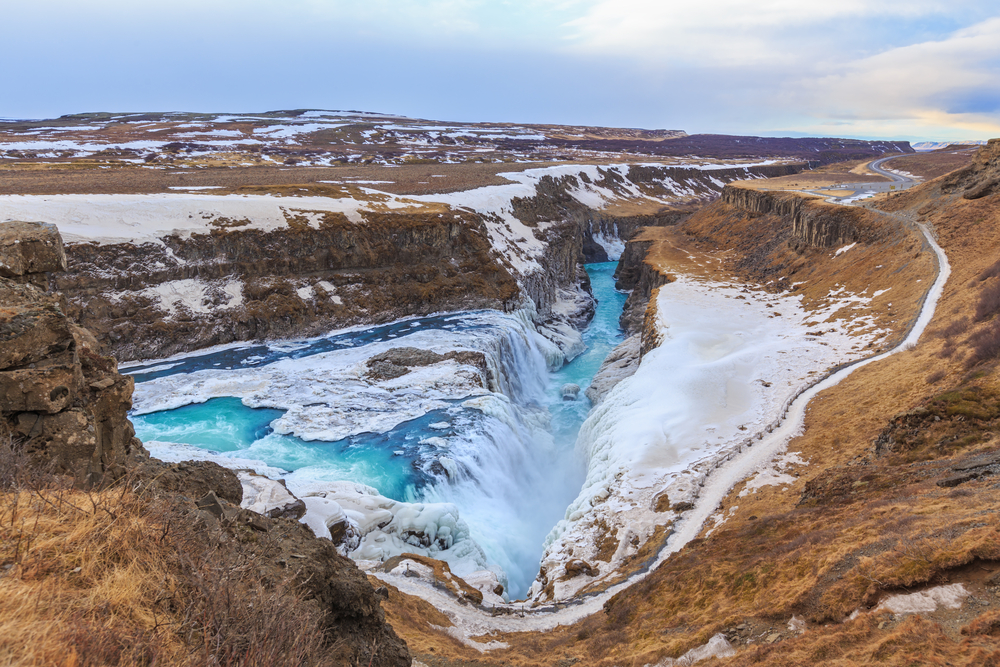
739 451 807 496
652 633 735 665
876 584 969 615
834 242 857 257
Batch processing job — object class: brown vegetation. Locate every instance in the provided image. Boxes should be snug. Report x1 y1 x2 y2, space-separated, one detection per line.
0 436 411 667
0 442 326 667
883 149 978 181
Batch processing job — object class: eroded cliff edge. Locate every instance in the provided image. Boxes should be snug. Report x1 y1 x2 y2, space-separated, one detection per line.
1 221 144 486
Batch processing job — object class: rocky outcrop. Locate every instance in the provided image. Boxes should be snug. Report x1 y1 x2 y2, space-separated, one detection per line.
614 239 672 336
585 334 641 405
0 220 67 288
366 347 490 384
136 458 245 504
1 221 146 486
57 210 521 362
513 164 800 264
942 138 1000 200
130 459 412 667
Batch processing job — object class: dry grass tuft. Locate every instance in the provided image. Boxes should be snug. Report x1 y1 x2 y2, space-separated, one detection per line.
0 437 328 667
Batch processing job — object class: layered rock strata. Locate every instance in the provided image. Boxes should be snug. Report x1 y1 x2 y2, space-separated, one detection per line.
0 221 145 485
58 210 522 362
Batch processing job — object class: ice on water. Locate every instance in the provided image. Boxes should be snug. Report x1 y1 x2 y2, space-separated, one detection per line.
130 265 623 599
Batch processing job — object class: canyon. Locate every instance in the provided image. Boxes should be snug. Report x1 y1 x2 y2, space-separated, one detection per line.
2 113 999 666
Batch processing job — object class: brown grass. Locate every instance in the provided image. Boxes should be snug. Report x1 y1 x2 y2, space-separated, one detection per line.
0 439 328 667
735 158 894 192
882 150 977 180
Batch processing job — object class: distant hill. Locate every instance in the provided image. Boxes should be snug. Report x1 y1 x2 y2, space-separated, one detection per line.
912 140 987 152
0 110 910 168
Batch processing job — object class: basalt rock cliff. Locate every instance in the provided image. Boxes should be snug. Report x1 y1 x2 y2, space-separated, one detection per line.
1 221 144 485
58 210 521 362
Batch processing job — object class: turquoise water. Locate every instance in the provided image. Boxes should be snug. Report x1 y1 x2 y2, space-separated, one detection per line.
132 399 472 500
547 262 628 442
134 397 283 452
131 262 627 597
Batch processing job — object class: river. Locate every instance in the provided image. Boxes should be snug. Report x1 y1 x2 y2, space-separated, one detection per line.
127 262 627 598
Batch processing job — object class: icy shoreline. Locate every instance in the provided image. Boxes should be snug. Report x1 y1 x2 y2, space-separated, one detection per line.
129 303 590 598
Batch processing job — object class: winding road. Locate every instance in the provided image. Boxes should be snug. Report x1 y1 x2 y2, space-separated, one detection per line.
811 154 919 203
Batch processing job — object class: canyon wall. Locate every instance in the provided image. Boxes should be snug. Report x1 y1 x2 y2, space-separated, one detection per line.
1 222 145 486
721 185 864 249
51 162 805 363
58 211 521 362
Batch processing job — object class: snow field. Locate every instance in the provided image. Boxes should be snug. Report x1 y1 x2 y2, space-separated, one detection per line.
530 274 892 600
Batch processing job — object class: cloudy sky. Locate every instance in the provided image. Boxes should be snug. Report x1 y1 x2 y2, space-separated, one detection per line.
4 0 999 142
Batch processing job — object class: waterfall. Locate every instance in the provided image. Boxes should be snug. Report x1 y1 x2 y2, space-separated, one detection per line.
129 265 624 601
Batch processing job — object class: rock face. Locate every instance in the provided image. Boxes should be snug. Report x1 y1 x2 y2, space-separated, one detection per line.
943 138 1000 200
721 185 861 249
614 239 672 336
585 334 641 405
0 222 145 486
44 162 804 365
0 220 67 288
57 210 521 362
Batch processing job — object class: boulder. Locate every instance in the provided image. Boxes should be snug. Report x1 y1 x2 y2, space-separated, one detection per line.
0 221 67 283
561 383 581 401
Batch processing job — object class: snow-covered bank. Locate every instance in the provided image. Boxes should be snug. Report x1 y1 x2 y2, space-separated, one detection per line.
659 223 950 566
530 272 893 599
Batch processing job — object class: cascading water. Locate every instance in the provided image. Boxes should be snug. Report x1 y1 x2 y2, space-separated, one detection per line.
129 262 627 599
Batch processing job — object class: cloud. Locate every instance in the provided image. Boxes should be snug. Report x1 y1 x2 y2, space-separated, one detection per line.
2 0 999 141
793 16 1000 136
561 0 962 66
